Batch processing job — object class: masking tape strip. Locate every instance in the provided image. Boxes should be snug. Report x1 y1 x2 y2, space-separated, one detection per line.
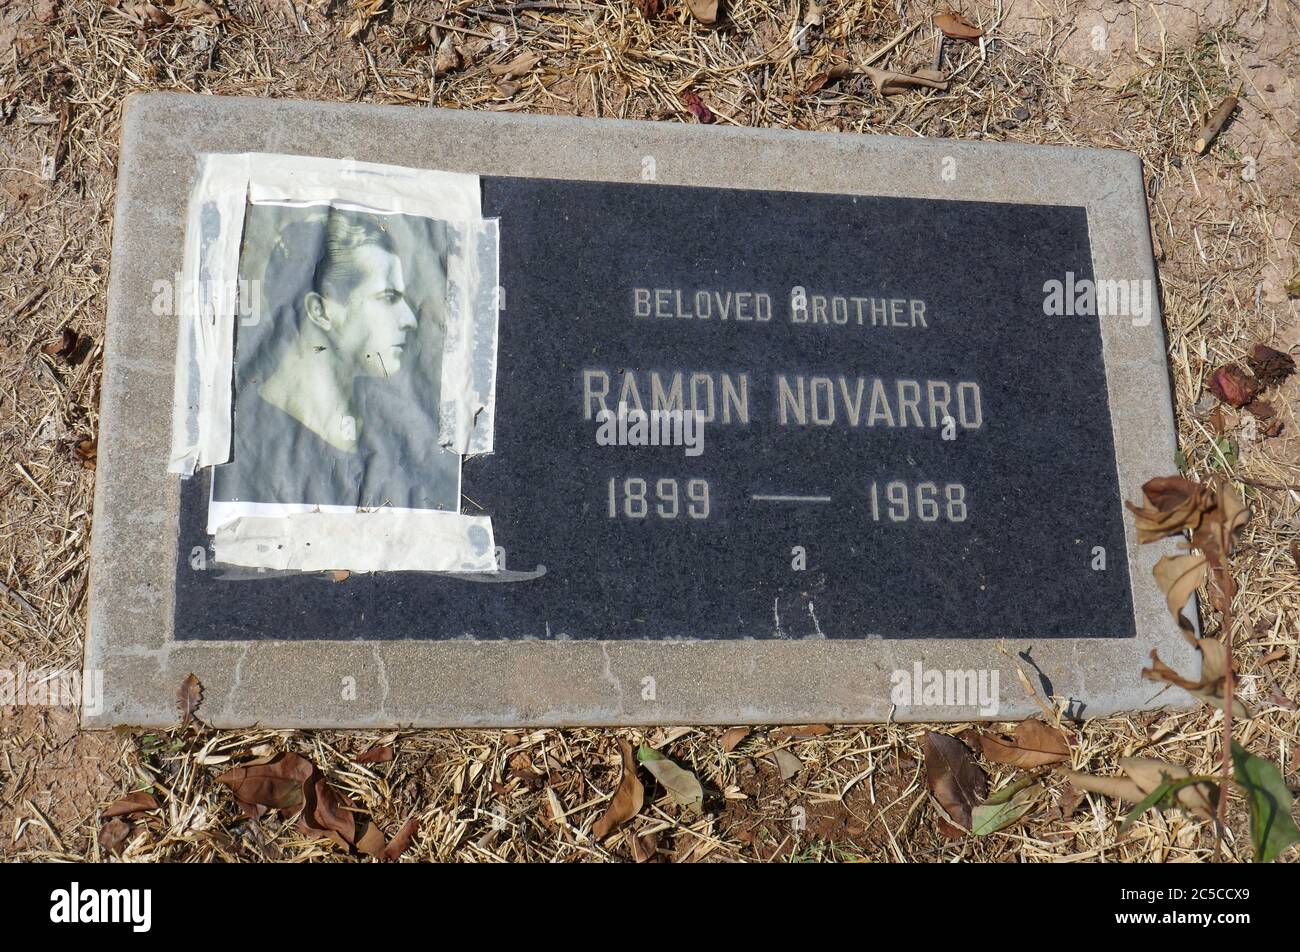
168 152 488 474
212 510 496 573
440 218 500 455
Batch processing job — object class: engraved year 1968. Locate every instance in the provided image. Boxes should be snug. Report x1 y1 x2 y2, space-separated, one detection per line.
869 481 968 523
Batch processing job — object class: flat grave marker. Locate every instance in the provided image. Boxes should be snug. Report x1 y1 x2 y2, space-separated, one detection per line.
85 93 1196 727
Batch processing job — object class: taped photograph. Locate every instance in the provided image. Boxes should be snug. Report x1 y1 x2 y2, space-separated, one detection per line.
211 202 461 517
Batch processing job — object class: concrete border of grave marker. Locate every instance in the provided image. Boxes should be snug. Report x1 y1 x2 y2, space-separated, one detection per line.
83 93 1198 728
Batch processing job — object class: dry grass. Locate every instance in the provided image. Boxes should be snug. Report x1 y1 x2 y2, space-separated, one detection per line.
0 0 1296 862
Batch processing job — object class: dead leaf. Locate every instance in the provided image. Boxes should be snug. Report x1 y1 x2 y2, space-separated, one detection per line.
977 719 1070 768
330 569 350 582
434 34 460 74
803 3 824 27
41 327 79 361
681 90 714 123
1143 643 1251 717
923 731 987 835
933 11 983 42
302 774 357 847
507 751 546 789
489 51 541 79
628 828 657 862
686 0 718 26
98 817 133 856
1246 399 1276 420
861 65 948 96
216 751 315 816
1065 760 1217 823
720 727 750 752
634 0 662 17
102 791 160 819
592 739 644 839
177 673 202 728
773 748 802 780
1152 552 1208 640
382 815 421 861
1207 364 1261 407
356 745 393 764
74 438 97 469
1189 478 1249 564
1119 757 1217 821
1246 344 1295 387
803 64 855 94
1125 476 1213 543
771 724 830 740
1062 770 1145 803
637 744 703 813
356 821 387 857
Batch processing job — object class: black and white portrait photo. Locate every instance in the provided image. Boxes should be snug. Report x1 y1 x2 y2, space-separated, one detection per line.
211 202 461 512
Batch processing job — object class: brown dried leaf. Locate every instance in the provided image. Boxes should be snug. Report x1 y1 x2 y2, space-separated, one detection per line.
923 731 987 835
773 748 803 780
686 0 718 26
1246 399 1276 420
1152 553 1208 641
41 327 79 360
933 11 983 42
803 63 855 94
98 817 133 856
861 65 948 96
1189 479 1249 563
1143 643 1251 718
771 724 831 740
628 828 658 862
977 719 1070 768
681 90 714 123
1062 770 1145 803
634 0 662 17
356 745 393 764
74 438 97 469
1119 757 1217 821
177 672 202 728
1246 344 1295 387
1207 364 1261 408
356 821 387 857
304 774 358 846
488 51 541 79
720 726 750 752
1125 476 1212 543
434 35 460 74
592 739 644 839
382 815 421 861
215 751 314 814
102 791 160 819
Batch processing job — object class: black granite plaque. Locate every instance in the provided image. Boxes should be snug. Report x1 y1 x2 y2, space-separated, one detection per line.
175 176 1134 641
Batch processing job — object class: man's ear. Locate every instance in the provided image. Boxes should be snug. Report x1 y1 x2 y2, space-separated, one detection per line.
303 292 331 332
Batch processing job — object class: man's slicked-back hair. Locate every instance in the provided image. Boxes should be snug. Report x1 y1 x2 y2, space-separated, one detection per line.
261 205 397 333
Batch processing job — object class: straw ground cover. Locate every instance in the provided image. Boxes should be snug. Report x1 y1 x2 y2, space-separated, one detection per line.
0 0 1296 862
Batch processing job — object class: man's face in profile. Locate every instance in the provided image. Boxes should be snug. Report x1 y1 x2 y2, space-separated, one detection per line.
312 245 417 379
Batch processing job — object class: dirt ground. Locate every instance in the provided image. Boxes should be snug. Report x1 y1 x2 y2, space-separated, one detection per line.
0 0 1296 862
